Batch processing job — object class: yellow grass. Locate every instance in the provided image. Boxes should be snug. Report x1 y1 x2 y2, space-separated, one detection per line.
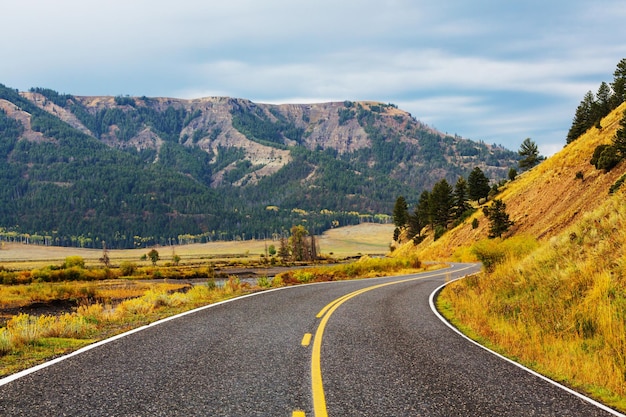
0 223 396 376
439 187 626 411
0 223 394 269
404 103 626 262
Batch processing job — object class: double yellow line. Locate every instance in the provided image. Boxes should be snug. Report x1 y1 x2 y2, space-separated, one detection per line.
294 265 473 417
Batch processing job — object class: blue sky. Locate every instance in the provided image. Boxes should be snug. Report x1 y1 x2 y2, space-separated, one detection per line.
3 1 626 155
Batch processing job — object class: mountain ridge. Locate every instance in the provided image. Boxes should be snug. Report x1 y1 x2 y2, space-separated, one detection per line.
0 83 520 248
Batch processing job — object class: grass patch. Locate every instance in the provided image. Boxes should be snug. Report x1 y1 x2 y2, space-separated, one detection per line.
438 189 626 412
275 255 434 284
0 337 96 377
0 278 253 376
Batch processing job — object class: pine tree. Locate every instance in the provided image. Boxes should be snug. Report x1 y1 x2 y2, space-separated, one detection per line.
467 167 490 202
595 82 613 124
566 91 596 143
611 58 626 106
518 138 540 170
614 109 626 157
452 177 470 220
429 179 453 229
482 199 513 238
392 196 409 228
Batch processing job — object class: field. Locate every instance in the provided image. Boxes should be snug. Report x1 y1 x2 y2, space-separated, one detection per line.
0 223 411 376
0 223 395 269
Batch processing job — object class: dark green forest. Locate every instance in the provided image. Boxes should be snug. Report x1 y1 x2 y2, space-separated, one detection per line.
0 84 519 248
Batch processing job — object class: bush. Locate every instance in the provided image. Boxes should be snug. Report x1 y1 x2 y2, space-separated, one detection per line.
434 225 446 241
63 256 85 269
591 144 622 171
471 236 538 272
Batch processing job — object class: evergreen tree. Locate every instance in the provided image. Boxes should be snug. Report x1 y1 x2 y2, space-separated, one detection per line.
611 58 626 106
518 138 540 170
595 82 613 124
278 237 290 262
392 196 409 228
452 176 470 220
566 91 595 143
482 199 513 238
467 167 490 202
407 191 430 244
429 179 453 229
614 109 626 157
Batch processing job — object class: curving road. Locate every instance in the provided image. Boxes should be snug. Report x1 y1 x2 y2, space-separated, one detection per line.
0 263 622 416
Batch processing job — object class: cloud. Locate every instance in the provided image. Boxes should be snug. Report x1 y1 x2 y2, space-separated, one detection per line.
3 0 626 154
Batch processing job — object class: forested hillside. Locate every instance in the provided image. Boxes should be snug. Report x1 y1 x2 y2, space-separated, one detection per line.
0 83 519 248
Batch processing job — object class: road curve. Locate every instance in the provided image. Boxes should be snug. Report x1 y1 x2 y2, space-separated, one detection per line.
0 263 621 416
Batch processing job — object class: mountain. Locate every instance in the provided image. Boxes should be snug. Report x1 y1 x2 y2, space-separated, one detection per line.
0 84 519 248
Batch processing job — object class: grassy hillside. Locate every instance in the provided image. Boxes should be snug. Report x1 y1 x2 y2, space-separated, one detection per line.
405 104 626 410
401 102 626 261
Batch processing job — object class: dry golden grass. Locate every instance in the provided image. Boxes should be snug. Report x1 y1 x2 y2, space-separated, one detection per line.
439 188 626 410
0 278 252 375
426 104 626 411
0 223 394 269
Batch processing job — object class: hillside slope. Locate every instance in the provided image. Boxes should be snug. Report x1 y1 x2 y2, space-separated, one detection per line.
416 103 626 410
404 102 626 261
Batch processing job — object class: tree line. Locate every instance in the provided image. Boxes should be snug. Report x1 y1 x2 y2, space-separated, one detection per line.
567 58 626 144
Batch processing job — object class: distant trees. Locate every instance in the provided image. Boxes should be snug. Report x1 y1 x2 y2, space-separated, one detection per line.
394 164 517 244
147 249 160 266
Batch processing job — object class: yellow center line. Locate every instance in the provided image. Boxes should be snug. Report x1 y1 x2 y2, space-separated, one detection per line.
292 411 306 417
310 266 473 417
301 333 312 347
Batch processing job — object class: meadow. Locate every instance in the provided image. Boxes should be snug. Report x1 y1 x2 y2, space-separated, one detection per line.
0 223 398 376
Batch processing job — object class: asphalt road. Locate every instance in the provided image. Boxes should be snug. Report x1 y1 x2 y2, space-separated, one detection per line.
0 263 622 416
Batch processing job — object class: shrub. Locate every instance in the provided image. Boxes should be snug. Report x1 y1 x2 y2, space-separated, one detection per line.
434 225 446 241
257 275 271 288
591 144 622 171
609 174 626 194
63 256 85 269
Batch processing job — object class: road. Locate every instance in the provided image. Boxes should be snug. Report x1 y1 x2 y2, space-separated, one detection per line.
0 263 621 416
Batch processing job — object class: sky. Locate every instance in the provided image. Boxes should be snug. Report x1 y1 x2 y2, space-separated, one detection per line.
3 1 626 156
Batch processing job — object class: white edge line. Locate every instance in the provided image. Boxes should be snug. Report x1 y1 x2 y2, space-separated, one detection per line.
0 266 453 387
429 275 626 417
0 286 289 387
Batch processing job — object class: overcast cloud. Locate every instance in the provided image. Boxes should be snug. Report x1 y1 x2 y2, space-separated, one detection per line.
3 0 626 155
